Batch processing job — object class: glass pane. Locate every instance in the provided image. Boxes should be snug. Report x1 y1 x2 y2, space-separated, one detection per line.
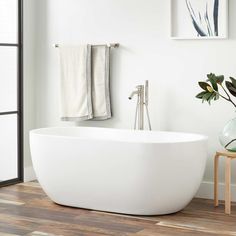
0 47 17 112
0 0 18 43
0 114 17 181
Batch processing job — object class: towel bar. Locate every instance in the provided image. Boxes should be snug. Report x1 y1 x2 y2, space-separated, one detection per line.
53 43 119 48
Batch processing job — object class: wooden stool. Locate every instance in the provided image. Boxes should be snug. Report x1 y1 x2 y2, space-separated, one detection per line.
214 150 236 214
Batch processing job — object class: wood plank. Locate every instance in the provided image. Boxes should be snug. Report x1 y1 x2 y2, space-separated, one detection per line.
0 182 235 236
0 222 32 235
0 198 24 206
0 233 20 236
132 227 217 236
27 231 61 236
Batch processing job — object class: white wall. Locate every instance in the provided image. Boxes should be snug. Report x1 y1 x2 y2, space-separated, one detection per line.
33 0 236 193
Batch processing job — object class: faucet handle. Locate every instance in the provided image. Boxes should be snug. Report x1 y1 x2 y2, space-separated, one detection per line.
136 85 143 90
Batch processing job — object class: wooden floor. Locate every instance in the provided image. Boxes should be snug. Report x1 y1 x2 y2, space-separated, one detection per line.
0 182 235 236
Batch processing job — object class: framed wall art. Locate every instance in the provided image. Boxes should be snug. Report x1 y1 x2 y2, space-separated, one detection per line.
171 0 228 39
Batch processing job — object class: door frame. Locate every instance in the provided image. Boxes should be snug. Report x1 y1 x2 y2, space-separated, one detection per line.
0 0 23 187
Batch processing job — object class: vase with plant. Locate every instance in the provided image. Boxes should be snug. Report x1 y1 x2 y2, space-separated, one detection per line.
196 73 236 152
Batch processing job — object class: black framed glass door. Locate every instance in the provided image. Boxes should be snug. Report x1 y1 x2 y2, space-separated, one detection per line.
0 0 23 186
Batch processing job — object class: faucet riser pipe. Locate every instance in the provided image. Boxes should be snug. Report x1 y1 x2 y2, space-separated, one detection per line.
138 91 144 130
137 86 144 130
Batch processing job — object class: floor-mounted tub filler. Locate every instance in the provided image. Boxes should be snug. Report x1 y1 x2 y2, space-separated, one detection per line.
30 127 208 215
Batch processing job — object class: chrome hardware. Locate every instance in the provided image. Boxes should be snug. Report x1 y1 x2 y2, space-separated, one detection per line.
129 81 152 130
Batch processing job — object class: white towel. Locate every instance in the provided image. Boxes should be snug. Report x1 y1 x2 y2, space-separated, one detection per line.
91 45 111 120
59 45 93 121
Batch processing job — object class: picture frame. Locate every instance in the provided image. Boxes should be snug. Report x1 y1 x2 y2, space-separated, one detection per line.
170 0 228 40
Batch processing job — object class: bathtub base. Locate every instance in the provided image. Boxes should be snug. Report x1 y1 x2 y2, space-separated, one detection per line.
30 127 208 216
54 201 182 216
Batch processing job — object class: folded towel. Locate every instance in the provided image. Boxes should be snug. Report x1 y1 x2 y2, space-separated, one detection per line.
59 45 93 121
91 45 111 120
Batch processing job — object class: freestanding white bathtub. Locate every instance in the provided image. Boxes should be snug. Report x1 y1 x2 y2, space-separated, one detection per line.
30 127 208 215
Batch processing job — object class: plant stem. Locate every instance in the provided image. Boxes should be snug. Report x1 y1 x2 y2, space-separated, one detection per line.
220 84 231 99
221 95 236 108
216 92 229 101
214 85 236 108
220 84 236 108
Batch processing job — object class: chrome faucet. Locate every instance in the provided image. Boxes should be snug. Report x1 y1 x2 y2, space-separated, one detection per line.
129 81 152 130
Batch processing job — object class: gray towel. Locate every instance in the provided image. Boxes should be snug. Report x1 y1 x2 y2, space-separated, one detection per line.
59 44 111 121
91 45 111 120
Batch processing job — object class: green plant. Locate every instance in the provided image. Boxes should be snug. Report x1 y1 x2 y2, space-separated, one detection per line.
196 73 236 108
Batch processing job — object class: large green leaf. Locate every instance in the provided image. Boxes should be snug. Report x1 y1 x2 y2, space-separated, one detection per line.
196 91 208 99
199 82 211 91
207 73 224 85
230 77 236 88
214 93 220 101
202 92 213 103
208 77 218 91
207 93 216 105
226 81 236 97
207 73 215 80
215 75 224 84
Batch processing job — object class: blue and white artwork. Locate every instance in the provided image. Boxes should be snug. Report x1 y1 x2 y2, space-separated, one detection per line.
171 0 228 39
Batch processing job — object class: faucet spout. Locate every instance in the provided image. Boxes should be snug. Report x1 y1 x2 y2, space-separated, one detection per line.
128 91 138 100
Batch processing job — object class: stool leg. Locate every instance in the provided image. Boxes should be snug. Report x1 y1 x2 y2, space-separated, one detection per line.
225 157 231 214
214 154 219 207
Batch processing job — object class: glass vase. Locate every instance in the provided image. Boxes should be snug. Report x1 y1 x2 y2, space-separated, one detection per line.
219 117 236 152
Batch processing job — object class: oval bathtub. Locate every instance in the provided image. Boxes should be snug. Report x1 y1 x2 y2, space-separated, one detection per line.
30 127 208 215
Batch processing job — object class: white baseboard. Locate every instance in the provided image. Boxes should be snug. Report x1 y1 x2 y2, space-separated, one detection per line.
24 166 37 182
196 181 236 202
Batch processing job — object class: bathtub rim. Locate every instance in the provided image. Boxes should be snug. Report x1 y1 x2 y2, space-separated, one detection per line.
30 126 208 145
